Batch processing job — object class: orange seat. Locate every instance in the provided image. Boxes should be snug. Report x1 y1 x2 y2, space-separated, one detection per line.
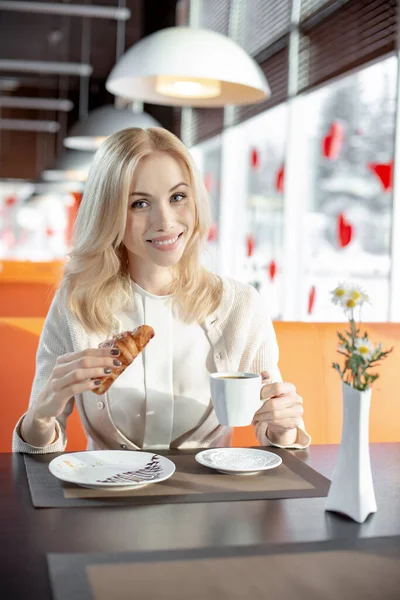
0 313 399 452
0 282 57 317
232 322 400 447
0 318 87 452
0 260 63 317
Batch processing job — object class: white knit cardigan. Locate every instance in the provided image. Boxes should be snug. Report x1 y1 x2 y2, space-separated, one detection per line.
12 277 311 453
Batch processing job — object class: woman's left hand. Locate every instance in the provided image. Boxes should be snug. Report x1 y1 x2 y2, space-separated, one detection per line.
253 371 304 445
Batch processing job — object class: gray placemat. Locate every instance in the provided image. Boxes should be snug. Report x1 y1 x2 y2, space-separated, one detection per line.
47 536 400 600
24 448 330 508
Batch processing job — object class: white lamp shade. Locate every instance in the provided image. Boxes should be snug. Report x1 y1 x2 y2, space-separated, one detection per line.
42 150 94 182
64 105 162 150
106 27 270 107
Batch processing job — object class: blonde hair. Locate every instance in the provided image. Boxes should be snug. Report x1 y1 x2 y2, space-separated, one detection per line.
60 127 223 333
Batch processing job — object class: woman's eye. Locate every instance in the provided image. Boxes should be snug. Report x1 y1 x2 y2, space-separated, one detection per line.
171 193 185 203
131 200 149 209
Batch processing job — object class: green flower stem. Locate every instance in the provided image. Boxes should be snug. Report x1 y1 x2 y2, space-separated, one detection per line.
348 312 360 388
332 286 393 391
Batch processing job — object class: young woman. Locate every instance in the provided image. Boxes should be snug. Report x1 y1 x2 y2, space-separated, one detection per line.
13 127 310 453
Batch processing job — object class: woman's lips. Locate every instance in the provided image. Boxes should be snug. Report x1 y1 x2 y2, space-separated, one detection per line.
147 232 184 252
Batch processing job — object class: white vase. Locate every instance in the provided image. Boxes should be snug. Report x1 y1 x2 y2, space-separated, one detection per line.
325 382 377 523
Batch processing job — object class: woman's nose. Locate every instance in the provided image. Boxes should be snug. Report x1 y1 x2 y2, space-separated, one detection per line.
151 202 174 231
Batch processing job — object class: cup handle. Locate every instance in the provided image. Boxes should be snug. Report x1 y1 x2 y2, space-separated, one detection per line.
260 373 273 402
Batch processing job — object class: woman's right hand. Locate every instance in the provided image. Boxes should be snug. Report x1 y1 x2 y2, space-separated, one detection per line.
32 347 122 421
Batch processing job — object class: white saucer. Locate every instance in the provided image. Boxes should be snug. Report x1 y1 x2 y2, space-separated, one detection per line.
49 450 176 491
195 448 282 475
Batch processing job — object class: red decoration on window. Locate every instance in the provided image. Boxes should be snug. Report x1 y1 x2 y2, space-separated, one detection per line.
20 229 29 243
275 165 284 193
337 213 353 248
4 196 17 207
65 192 82 246
367 161 393 191
46 228 54 237
246 233 255 257
207 222 218 242
204 172 213 193
308 286 316 315
2 229 15 248
322 122 344 160
250 148 260 170
268 260 277 281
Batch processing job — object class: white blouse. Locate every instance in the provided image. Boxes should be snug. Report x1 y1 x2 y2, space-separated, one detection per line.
107 281 214 449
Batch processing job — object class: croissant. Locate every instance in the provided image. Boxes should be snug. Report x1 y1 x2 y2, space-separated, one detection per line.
92 325 155 395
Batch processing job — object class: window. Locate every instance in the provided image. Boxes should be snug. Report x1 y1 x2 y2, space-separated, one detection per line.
237 104 288 320
294 56 396 321
0 182 75 261
190 136 222 273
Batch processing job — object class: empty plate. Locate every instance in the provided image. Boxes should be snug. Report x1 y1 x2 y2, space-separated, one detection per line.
195 448 282 475
49 450 176 491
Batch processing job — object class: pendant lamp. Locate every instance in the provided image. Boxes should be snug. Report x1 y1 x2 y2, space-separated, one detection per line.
106 27 270 107
42 150 94 182
63 105 161 151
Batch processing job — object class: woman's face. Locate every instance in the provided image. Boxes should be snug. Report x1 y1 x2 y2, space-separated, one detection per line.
123 152 196 270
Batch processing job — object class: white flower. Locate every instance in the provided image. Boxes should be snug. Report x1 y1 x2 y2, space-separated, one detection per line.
346 284 369 306
330 283 348 306
331 282 370 310
343 296 360 310
354 338 375 361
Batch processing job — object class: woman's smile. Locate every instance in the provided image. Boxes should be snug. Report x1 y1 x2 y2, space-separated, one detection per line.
146 231 185 251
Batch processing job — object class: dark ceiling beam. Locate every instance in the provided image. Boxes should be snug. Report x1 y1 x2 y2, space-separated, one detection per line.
0 118 60 132
142 0 179 133
0 97 73 111
0 59 92 77
0 0 177 179
0 1 131 21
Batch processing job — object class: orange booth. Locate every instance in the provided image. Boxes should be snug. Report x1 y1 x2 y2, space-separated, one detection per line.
1 263 399 452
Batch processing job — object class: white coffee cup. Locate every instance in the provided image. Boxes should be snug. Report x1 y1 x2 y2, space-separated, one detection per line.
209 372 262 426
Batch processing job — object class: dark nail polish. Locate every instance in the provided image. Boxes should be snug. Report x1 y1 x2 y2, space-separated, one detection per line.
110 348 120 356
94 380 102 386
104 368 112 374
113 359 122 367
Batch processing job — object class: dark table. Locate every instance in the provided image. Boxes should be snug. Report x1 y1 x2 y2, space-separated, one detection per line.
1 444 399 599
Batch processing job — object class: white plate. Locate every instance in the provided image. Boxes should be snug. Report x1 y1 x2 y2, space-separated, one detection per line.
195 448 282 475
49 451 176 491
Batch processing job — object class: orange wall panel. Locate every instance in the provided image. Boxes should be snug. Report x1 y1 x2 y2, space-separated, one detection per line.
320 322 400 443
0 321 86 452
233 322 400 447
0 283 57 317
274 322 328 444
0 260 62 317
1 314 399 452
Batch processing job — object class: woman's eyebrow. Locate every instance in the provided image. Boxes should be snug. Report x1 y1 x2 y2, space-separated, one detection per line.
169 182 189 192
130 182 189 197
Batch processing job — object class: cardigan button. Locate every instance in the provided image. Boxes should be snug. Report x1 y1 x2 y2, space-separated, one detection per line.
120 444 128 449
97 401 105 410
215 352 221 360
